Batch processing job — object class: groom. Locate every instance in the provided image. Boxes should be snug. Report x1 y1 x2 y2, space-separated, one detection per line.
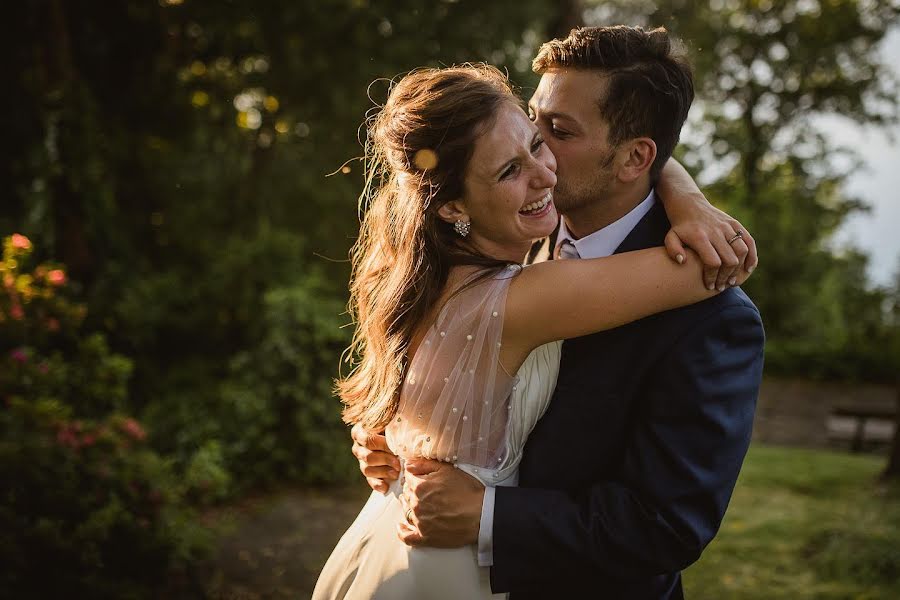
353 26 765 598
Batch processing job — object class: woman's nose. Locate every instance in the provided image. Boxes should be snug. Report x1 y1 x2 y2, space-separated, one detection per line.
533 158 557 189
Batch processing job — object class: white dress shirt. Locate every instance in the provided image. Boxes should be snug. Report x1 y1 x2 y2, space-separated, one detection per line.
477 189 658 567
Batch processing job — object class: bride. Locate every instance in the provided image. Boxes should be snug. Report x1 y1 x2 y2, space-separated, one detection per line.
313 64 753 599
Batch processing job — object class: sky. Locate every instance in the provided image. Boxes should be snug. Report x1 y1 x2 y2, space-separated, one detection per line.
828 28 900 287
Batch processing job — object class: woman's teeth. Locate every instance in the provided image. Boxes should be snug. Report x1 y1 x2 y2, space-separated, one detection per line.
520 193 552 215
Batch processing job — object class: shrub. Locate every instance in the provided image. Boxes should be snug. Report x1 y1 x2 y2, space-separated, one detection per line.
0 234 208 598
144 273 358 495
219 279 357 487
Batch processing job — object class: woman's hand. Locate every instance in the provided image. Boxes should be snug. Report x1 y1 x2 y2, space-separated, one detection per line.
657 158 757 290
664 197 757 291
351 423 400 494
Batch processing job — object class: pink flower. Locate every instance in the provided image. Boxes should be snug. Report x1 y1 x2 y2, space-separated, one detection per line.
10 234 31 250
47 270 67 286
10 348 27 363
121 418 147 441
10 303 24 320
56 425 80 449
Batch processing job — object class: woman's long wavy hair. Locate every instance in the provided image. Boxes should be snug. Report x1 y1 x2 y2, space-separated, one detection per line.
337 64 520 431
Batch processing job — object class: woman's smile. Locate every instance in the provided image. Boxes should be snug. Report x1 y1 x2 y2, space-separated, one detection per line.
519 191 554 217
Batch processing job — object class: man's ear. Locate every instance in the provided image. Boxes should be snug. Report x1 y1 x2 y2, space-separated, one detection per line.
616 137 657 183
437 200 468 225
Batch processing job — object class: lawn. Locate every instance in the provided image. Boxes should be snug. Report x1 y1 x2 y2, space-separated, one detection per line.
683 445 900 599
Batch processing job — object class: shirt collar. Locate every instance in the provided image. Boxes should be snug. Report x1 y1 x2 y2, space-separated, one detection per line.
555 189 657 260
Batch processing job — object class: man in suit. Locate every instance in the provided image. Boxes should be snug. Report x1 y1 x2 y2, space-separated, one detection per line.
352 25 765 598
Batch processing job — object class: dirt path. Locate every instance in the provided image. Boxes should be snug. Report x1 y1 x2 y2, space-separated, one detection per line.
196 483 371 599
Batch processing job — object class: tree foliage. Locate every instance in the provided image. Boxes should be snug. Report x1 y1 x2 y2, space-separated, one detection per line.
2 1 898 508
585 0 900 380
1 0 563 487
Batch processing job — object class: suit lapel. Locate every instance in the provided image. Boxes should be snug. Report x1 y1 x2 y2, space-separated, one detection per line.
528 200 669 264
613 199 670 255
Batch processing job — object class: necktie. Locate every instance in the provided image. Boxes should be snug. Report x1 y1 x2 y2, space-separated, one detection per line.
557 239 580 260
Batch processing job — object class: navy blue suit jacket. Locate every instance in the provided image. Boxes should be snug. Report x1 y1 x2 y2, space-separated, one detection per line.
491 202 765 599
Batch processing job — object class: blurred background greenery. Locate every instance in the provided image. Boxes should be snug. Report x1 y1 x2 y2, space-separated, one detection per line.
2 0 898 598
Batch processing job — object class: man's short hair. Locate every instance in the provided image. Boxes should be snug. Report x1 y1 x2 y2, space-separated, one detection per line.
533 26 694 183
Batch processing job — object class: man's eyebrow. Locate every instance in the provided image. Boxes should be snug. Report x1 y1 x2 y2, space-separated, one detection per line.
492 130 542 178
529 103 579 123
540 110 577 123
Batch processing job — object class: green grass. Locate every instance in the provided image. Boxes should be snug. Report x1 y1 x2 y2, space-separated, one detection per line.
683 445 900 599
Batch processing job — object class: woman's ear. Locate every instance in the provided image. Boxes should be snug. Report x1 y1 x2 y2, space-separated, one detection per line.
617 137 657 183
437 200 468 225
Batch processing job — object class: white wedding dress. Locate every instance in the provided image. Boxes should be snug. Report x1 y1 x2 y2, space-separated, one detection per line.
313 267 561 599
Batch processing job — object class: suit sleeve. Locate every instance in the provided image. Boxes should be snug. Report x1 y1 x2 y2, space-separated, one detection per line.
490 303 765 592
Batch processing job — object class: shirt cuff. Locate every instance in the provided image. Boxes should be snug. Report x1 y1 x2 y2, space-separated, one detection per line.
477 485 496 567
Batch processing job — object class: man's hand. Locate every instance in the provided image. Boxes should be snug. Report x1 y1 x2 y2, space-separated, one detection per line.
351 423 400 494
397 459 485 548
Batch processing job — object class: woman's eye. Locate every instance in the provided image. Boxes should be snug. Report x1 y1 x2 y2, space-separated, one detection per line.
551 126 569 138
531 139 544 153
500 164 519 180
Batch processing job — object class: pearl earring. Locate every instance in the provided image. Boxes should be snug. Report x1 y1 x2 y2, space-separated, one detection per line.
454 220 471 237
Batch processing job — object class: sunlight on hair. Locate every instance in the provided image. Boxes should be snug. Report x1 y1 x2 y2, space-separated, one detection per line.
413 148 438 170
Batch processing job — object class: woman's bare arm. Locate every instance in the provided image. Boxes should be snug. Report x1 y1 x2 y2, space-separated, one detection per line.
504 247 748 353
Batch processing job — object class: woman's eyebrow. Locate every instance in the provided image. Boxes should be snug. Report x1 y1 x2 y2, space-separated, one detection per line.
491 131 542 178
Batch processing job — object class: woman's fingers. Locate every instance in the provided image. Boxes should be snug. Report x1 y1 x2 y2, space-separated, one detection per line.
354 446 401 470
718 222 751 287
724 237 748 286
742 229 758 274
351 423 391 453
361 463 400 480
685 232 722 290
664 230 687 264
667 204 759 289
709 234 741 291
367 477 389 494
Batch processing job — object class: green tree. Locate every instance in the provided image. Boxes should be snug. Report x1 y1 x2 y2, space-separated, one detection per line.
1 0 569 488
584 0 900 380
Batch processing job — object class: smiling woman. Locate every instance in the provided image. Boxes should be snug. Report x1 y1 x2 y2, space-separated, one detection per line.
435 102 559 263
337 64 527 434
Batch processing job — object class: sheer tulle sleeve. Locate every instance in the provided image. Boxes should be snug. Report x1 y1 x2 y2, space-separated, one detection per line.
385 266 520 474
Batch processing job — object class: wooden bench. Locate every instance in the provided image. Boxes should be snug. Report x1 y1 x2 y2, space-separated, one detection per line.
830 405 897 453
